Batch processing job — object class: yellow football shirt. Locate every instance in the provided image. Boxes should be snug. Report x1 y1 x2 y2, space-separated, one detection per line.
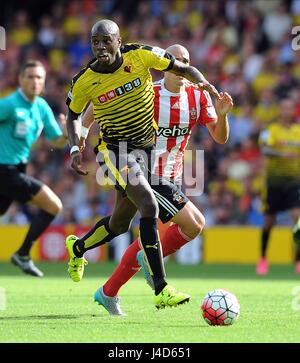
259 122 300 182
66 44 175 149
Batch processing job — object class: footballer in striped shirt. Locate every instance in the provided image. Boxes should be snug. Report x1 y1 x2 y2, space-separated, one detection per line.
77 44 233 315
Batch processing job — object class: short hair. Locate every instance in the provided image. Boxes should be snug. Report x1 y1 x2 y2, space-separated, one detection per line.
20 60 45 75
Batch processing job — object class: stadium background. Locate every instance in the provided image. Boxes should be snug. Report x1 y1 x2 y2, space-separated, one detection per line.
1 0 299 264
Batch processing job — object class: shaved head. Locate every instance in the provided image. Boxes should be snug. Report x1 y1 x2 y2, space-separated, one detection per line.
90 19 122 69
164 44 190 92
91 19 120 37
166 44 187 54
166 44 189 60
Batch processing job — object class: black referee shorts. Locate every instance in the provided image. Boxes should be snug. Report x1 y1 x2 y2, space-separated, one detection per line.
0 163 43 214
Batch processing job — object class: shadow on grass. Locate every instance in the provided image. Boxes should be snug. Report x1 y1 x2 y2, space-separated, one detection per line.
0 314 82 320
0 315 178 327
1 262 299 281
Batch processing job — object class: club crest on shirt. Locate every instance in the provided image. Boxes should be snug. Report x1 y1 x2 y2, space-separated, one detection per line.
124 64 132 73
190 107 197 120
173 191 185 204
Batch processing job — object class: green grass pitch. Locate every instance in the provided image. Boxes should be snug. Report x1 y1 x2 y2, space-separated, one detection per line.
0 261 299 343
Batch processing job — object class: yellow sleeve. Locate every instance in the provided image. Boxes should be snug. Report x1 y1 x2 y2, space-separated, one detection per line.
137 45 175 71
66 79 90 114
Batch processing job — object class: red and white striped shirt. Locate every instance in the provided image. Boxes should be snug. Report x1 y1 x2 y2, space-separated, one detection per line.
153 79 217 180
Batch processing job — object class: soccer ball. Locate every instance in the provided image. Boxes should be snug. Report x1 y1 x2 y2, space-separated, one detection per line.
201 289 240 326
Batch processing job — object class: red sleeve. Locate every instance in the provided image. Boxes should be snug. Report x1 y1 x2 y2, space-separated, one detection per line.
198 90 218 126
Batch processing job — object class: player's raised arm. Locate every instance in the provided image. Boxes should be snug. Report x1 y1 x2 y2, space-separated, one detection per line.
170 60 220 99
138 43 219 100
206 92 233 144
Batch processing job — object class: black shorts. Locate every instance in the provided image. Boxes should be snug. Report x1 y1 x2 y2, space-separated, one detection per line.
151 177 189 223
0 163 43 214
262 180 300 214
95 142 153 192
95 142 189 223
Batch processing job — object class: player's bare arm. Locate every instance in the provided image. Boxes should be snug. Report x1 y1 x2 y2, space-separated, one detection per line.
79 102 95 152
206 92 233 144
170 60 220 99
67 109 88 176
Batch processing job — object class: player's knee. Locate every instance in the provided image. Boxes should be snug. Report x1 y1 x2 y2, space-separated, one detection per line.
55 199 63 214
48 198 63 215
110 219 131 235
139 196 158 218
196 212 205 231
185 222 203 239
182 213 205 239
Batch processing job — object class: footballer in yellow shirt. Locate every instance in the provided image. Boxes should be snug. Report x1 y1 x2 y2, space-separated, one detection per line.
65 19 220 312
257 97 300 275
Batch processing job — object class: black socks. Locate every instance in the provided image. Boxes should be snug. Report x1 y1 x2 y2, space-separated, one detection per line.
139 217 167 295
73 216 117 258
17 210 56 256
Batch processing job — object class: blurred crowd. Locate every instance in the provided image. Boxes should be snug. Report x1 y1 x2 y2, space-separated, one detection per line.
0 0 300 227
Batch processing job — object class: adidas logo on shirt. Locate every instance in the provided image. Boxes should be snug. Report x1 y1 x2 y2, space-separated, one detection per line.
171 101 180 109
